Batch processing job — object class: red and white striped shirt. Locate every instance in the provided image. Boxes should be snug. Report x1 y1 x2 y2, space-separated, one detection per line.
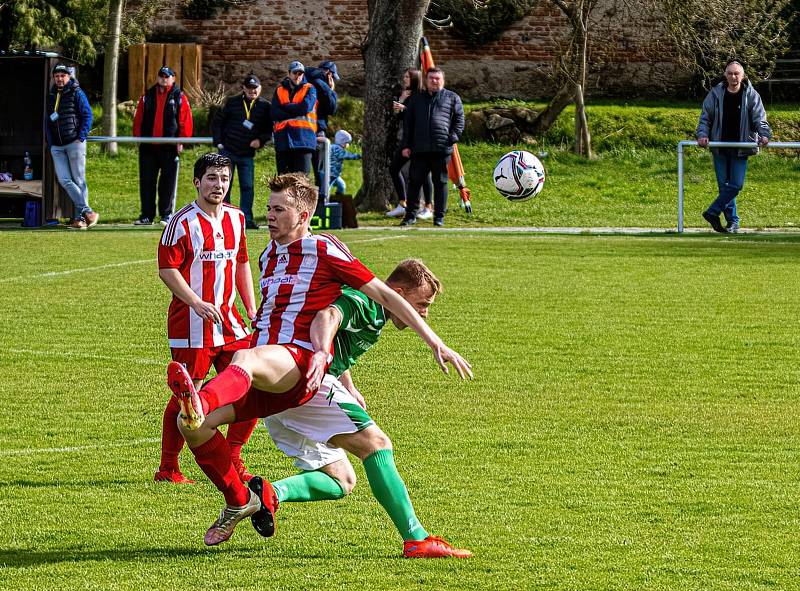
158 201 250 349
253 233 375 350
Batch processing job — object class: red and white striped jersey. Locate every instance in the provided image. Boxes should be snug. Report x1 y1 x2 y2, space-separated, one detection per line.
253 233 375 350
158 201 251 349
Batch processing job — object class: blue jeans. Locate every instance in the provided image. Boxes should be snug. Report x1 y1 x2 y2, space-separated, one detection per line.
330 176 346 195
50 141 91 219
709 151 748 224
220 150 255 222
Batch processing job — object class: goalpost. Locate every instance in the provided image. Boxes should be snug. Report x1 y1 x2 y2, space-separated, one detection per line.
676 140 800 233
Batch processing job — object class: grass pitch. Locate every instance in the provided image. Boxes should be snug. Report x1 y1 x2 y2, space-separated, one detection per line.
1 229 799 590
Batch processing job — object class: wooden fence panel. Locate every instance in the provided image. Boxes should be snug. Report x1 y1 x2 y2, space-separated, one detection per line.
165 44 182 85
146 43 165 89
182 44 201 97
128 44 146 101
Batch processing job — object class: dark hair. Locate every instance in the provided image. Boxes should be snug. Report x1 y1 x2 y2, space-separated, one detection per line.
268 173 318 214
404 68 423 93
386 259 442 295
193 153 232 181
426 67 444 78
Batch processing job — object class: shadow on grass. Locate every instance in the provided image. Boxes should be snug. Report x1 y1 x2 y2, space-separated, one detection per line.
0 479 142 488
0 547 207 567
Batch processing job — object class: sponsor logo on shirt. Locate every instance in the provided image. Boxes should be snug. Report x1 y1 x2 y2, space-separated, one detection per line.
261 275 297 288
198 249 237 261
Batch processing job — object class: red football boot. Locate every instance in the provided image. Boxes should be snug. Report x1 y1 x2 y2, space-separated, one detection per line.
248 476 280 537
403 535 473 558
166 361 205 430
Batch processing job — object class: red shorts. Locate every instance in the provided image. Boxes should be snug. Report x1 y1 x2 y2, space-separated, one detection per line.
170 337 251 381
232 343 318 421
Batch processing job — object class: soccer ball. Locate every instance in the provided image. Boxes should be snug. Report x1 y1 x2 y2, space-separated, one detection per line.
493 150 546 201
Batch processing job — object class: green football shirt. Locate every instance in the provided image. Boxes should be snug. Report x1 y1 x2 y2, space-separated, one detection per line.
328 287 386 377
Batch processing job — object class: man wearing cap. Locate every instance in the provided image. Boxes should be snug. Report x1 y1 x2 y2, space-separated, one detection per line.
133 66 193 225
271 61 318 174
304 61 339 201
45 64 99 230
212 74 272 229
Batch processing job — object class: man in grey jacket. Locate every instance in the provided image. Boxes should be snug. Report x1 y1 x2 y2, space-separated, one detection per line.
696 60 771 233
400 68 464 227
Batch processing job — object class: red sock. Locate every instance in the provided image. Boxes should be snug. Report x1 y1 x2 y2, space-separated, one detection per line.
200 365 252 412
158 396 183 472
189 431 249 506
226 418 259 459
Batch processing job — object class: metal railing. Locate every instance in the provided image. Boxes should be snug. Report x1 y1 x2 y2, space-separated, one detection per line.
677 140 800 233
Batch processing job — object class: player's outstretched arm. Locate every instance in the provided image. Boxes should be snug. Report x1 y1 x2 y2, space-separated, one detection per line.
306 305 344 393
159 268 223 324
360 278 473 379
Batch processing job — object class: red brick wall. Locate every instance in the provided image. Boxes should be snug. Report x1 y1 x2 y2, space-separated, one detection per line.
149 0 683 99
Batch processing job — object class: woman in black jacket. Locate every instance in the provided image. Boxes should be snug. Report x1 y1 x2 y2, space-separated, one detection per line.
386 68 433 219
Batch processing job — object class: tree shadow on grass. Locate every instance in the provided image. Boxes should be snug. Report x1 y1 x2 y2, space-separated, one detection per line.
0 546 207 568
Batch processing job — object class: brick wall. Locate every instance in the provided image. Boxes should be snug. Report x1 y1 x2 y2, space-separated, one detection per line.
149 0 685 99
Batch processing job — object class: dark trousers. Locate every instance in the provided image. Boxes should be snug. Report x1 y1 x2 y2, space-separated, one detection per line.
276 150 313 175
390 148 432 208
312 142 327 201
405 152 450 222
220 150 256 223
139 144 179 220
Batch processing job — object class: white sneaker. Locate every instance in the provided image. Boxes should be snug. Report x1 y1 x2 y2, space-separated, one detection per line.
204 489 261 546
386 205 406 218
417 208 433 220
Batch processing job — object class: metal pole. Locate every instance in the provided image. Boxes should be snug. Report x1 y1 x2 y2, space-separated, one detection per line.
86 136 213 144
677 141 685 233
322 137 331 205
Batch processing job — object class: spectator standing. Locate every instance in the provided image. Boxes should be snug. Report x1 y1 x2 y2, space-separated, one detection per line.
400 68 464 227
133 66 193 226
329 130 361 195
213 74 272 229
304 61 339 196
697 60 771 234
45 64 98 230
386 68 432 220
271 61 318 175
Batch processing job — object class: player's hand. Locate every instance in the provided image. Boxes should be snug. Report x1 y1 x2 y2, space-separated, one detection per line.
305 350 329 393
191 300 223 324
697 137 709 148
347 385 366 410
431 343 473 379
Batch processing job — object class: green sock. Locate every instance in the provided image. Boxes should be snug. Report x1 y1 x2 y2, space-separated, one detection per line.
272 470 346 503
362 449 428 542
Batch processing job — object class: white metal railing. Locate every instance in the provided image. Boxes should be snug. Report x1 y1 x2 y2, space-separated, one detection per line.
677 140 800 233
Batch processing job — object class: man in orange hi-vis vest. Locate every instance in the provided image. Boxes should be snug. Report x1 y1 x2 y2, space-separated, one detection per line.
271 61 318 175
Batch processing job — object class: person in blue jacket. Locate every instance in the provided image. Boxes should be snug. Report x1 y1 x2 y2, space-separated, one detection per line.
271 61 318 174
304 61 339 196
45 64 98 230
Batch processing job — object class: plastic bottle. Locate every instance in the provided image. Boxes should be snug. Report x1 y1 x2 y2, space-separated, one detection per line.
23 152 33 181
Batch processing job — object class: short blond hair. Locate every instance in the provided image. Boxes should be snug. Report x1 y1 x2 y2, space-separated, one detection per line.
386 259 442 296
268 173 318 214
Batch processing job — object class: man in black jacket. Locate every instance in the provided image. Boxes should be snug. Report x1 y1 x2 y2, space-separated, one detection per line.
305 61 339 204
213 74 272 229
400 68 464 227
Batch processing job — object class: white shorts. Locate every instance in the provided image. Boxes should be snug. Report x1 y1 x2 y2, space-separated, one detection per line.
264 374 374 471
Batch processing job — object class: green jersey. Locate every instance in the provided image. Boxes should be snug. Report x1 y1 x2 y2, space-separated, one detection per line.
329 287 386 377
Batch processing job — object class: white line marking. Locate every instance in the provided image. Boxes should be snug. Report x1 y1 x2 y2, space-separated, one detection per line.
0 259 154 283
348 235 410 244
0 438 161 457
8 348 164 367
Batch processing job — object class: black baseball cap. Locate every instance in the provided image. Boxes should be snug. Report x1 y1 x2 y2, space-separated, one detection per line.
243 74 261 88
158 66 175 77
52 64 70 75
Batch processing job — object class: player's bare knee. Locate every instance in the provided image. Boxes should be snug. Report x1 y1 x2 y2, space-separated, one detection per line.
321 460 356 495
367 427 393 453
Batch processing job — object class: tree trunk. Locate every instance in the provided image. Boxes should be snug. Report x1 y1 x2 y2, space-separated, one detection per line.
358 0 429 211
101 0 124 155
530 83 574 136
574 83 592 158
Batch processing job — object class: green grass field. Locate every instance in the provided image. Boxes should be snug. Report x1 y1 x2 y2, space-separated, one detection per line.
2 229 799 590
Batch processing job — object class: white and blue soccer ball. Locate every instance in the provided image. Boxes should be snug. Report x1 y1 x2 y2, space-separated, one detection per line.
493 150 546 201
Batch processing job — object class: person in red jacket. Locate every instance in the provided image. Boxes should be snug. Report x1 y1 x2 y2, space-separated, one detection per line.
133 66 193 226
